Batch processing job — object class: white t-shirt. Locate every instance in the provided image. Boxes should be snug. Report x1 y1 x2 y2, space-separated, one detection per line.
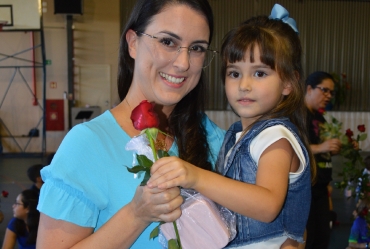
231 125 306 249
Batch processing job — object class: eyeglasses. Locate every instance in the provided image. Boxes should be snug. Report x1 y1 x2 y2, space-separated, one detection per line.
135 31 218 68
315 86 335 96
13 202 24 206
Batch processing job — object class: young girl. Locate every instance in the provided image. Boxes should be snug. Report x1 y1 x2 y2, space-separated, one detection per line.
1 189 40 249
148 4 315 249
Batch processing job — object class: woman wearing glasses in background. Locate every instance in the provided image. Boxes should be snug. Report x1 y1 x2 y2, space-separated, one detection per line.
36 0 224 248
304 71 342 249
1 189 39 249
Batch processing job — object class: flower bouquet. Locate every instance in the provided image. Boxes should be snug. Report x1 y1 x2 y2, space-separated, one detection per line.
125 100 236 249
321 115 368 197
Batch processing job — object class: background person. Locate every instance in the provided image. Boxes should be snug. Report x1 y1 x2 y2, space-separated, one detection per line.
304 71 341 249
36 0 225 248
26 164 44 195
1 189 40 249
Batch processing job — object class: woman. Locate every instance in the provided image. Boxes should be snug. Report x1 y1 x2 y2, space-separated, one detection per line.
36 0 225 248
1 189 40 249
304 71 341 249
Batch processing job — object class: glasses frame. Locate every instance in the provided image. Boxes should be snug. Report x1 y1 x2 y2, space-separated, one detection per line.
315 86 335 96
13 202 24 206
135 31 218 68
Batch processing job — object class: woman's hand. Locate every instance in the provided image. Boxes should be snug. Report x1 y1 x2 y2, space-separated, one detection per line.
130 185 183 223
352 140 360 150
321 138 341 154
147 157 201 190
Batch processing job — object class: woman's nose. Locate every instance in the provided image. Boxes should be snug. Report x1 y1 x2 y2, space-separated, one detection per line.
172 48 190 72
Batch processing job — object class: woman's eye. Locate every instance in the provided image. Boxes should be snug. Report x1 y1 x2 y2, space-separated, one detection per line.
190 45 207 53
227 71 240 78
254 71 267 77
159 37 175 47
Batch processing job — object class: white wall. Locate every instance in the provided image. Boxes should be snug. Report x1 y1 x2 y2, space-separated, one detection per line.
0 0 120 153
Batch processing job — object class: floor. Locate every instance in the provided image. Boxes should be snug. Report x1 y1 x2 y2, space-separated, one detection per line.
0 153 368 249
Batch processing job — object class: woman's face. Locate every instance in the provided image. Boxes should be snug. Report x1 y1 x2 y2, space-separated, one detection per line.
12 194 28 220
128 4 210 109
305 78 335 111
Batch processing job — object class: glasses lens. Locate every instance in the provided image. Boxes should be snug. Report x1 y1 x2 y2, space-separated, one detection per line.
201 50 215 68
146 33 217 68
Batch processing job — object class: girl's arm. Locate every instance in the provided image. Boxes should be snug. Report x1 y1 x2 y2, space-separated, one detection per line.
36 186 182 249
1 228 16 249
149 138 298 222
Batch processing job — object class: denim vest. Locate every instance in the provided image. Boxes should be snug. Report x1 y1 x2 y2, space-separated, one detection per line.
216 118 311 247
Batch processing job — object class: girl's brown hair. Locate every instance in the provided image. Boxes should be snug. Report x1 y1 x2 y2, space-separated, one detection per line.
221 16 316 181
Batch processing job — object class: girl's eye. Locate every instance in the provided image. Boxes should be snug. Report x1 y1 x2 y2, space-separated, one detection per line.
254 71 267 78
227 71 240 78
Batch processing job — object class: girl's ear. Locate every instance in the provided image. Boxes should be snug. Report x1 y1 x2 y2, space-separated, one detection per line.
282 82 293 96
126 29 138 59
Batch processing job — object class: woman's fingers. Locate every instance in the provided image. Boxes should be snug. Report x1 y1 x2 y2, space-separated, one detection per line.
131 186 182 223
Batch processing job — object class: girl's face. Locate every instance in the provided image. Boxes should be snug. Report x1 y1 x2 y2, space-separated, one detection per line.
305 78 335 111
225 46 292 129
12 194 28 221
127 4 210 110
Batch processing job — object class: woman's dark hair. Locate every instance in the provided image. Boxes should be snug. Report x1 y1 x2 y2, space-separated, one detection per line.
305 71 334 88
220 15 316 181
118 0 214 171
14 189 40 245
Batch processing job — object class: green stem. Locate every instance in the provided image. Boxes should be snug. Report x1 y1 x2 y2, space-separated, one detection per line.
146 130 158 161
173 221 182 249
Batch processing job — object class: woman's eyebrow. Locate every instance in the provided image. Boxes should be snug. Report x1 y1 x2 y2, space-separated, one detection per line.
158 31 209 45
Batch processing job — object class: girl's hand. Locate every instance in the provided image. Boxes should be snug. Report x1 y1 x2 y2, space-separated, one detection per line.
147 157 200 190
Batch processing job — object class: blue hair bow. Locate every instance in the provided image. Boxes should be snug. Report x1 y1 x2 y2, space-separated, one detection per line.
269 3 299 34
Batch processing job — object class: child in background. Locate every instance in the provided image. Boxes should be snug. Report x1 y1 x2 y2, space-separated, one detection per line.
26 164 44 195
1 189 40 249
148 4 315 249
347 200 370 249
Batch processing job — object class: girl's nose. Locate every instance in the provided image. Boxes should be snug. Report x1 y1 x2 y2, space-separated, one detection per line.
239 77 251 92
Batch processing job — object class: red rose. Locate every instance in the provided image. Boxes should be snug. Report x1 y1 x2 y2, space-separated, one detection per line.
2 190 9 198
345 129 354 138
130 100 159 131
317 108 326 115
358 125 366 133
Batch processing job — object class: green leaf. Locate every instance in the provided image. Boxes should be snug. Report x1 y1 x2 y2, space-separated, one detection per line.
149 224 161 240
168 239 180 249
136 154 153 168
140 170 151 186
359 133 367 141
125 165 146 173
157 150 170 158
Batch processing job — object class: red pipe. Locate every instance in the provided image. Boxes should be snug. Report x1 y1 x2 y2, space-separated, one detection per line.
31 31 37 106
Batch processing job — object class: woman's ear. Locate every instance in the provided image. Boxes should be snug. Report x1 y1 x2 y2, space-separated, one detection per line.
126 29 138 59
306 85 313 94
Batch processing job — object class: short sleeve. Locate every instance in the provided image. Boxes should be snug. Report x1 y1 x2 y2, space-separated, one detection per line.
250 125 306 182
38 124 108 227
7 217 17 232
202 114 226 167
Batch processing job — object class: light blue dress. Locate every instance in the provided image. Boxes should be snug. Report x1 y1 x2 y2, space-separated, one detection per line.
38 110 225 249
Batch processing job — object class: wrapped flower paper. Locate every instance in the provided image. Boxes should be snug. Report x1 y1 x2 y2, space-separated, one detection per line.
159 189 236 249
